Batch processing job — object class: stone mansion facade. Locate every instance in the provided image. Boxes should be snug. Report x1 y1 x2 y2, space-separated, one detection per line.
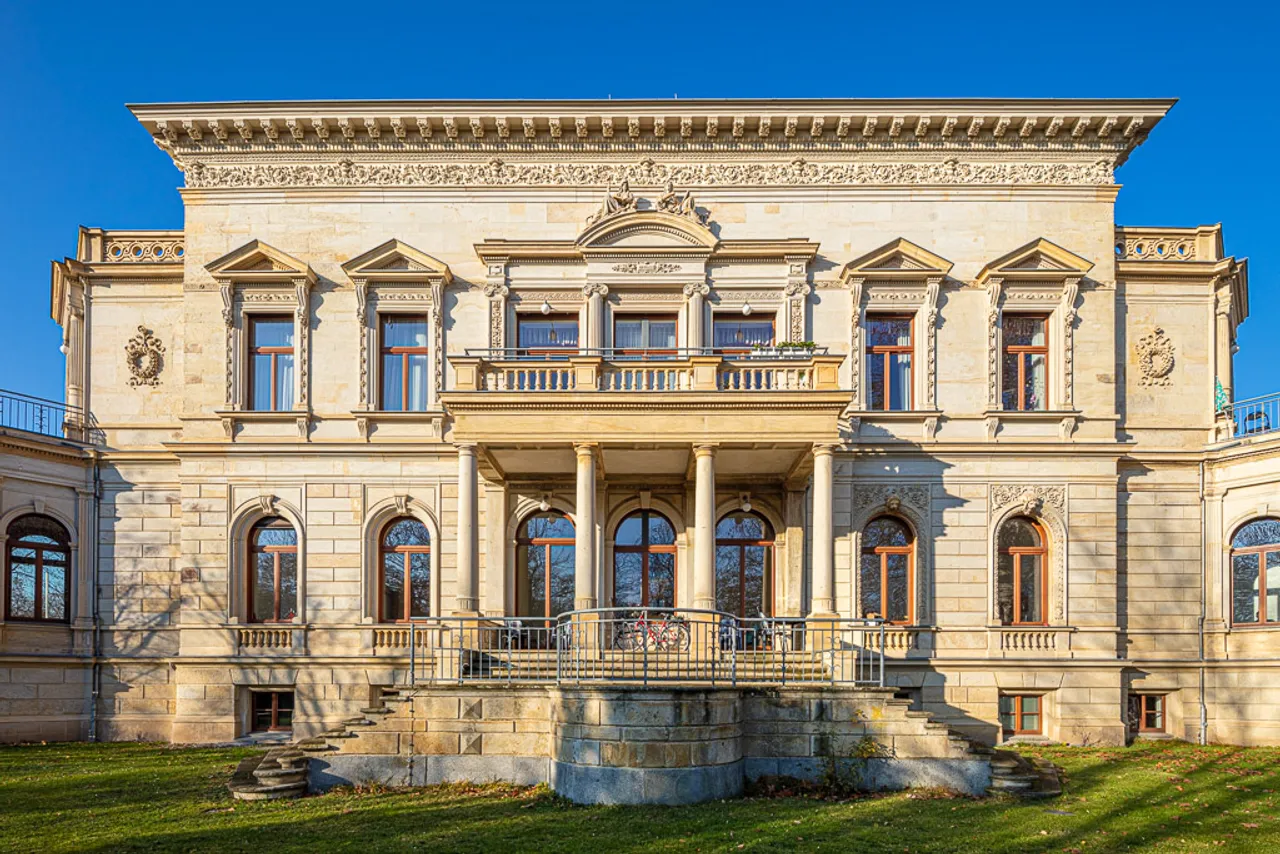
2 97 1277 753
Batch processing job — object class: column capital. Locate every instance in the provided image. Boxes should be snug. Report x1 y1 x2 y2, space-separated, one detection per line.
692 442 719 458
573 441 598 459
812 442 839 458
456 441 478 453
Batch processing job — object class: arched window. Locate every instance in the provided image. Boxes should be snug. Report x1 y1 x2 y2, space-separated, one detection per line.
249 518 298 623
860 517 914 624
5 514 71 622
715 512 774 617
613 511 676 608
379 517 431 621
516 512 575 624
996 517 1047 625
1230 517 1280 626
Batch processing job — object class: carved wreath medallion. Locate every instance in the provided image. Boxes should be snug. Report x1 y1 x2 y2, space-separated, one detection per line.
125 326 165 387
1136 327 1175 386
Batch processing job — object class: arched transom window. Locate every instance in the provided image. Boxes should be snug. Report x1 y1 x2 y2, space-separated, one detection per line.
860 517 914 624
380 517 431 621
5 514 71 622
613 511 676 609
996 517 1047 626
249 517 298 623
516 512 575 623
715 512 774 617
1231 517 1280 626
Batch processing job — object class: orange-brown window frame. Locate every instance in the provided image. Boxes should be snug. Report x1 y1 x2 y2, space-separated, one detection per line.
1230 540 1280 626
612 313 679 355
3 518 71 623
248 518 297 624
613 511 678 608
378 517 432 623
860 522 915 625
1000 694 1043 736
250 690 294 733
248 314 294 411
1001 314 1049 412
516 513 576 621
865 314 914 412
1133 694 1166 733
715 516 776 618
1000 519 1048 626
378 314 429 411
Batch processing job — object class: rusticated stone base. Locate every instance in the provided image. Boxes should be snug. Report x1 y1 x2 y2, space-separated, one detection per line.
306 683 993 803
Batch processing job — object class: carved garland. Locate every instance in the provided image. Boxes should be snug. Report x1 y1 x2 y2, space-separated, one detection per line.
183 159 1117 189
990 484 1068 623
1135 327 1175 387
124 326 165 387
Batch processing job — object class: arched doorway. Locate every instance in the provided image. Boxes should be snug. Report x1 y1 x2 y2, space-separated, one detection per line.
715 512 775 617
612 510 676 608
515 511 576 627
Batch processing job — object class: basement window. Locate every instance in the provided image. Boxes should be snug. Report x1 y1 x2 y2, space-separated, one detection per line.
251 690 295 733
1126 693 1166 735
999 693 1042 737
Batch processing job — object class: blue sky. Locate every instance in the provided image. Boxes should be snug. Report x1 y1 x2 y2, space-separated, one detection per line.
1 0 1274 403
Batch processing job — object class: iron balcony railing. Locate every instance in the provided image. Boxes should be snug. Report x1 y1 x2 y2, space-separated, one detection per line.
1224 392 1280 439
407 608 885 688
463 346 830 361
0 389 99 444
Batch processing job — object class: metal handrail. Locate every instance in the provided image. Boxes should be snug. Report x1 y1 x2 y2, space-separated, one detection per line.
404 610 885 687
1223 391 1280 439
461 346 831 361
0 388 100 444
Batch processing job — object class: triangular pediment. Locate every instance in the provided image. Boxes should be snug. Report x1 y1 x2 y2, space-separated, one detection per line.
577 210 718 253
342 239 453 283
976 238 1094 284
205 240 314 282
839 238 953 284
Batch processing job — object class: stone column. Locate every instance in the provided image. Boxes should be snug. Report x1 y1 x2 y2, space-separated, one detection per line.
584 284 608 351
809 443 837 617
574 443 598 610
684 283 708 351
454 444 479 614
692 443 718 610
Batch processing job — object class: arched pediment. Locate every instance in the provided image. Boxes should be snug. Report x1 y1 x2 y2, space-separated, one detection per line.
576 210 718 252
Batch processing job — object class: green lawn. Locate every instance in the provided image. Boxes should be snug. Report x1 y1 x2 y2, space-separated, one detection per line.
0 741 1278 853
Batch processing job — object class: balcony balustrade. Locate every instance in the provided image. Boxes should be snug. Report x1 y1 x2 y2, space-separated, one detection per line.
1223 392 1280 440
0 388 100 444
450 347 844 393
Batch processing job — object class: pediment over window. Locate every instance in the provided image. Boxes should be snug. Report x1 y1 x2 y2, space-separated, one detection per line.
839 238 954 284
205 240 316 285
976 238 1094 285
341 239 453 284
576 209 719 254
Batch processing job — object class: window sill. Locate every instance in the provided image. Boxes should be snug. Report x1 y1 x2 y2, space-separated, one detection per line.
983 409 1081 441
845 409 943 441
214 409 312 441
351 409 445 441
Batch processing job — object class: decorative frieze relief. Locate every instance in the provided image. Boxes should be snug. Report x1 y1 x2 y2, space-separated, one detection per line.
612 262 681 274
181 158 1116 190
1135 327 1176 386
852 484 931 515
124 326 165 387
990 484 1066 516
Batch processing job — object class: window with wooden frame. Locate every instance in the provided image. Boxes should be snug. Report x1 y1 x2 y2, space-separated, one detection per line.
379 517 431 622
1126 693 1166 735
999 694 1042 736
379 315 429 411
1230 517 1280 626
712 316 775 353
4 514 71 623
248 517 298 623
517 313 579 353
996 517 1048 625
859 516 915 624
714 512 775 618
613 511 676 609
516 511 576 627
248 315 295 411
865 315 914 411
613 314 677 354
250 690 294 733
1001 315 1048 411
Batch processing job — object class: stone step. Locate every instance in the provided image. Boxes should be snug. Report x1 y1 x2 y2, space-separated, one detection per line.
360 707 394 715
342 717 376 726
232 781 308 801
988 774 1037 792
253 766 308 785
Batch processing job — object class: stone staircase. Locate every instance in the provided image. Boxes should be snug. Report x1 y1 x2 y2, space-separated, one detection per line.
227 745 309 800
985 749 1063 798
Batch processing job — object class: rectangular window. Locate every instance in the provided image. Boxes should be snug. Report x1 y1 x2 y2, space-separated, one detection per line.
1001 315 1048 411
713 317 775 352
1232 548 1280 625
1126 694 1166 735
866 315 913 411
250 690 294 733
999 694 1042 736
517 314 579 353
613 314 677 353
379 315 429 411
248 316 294 411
